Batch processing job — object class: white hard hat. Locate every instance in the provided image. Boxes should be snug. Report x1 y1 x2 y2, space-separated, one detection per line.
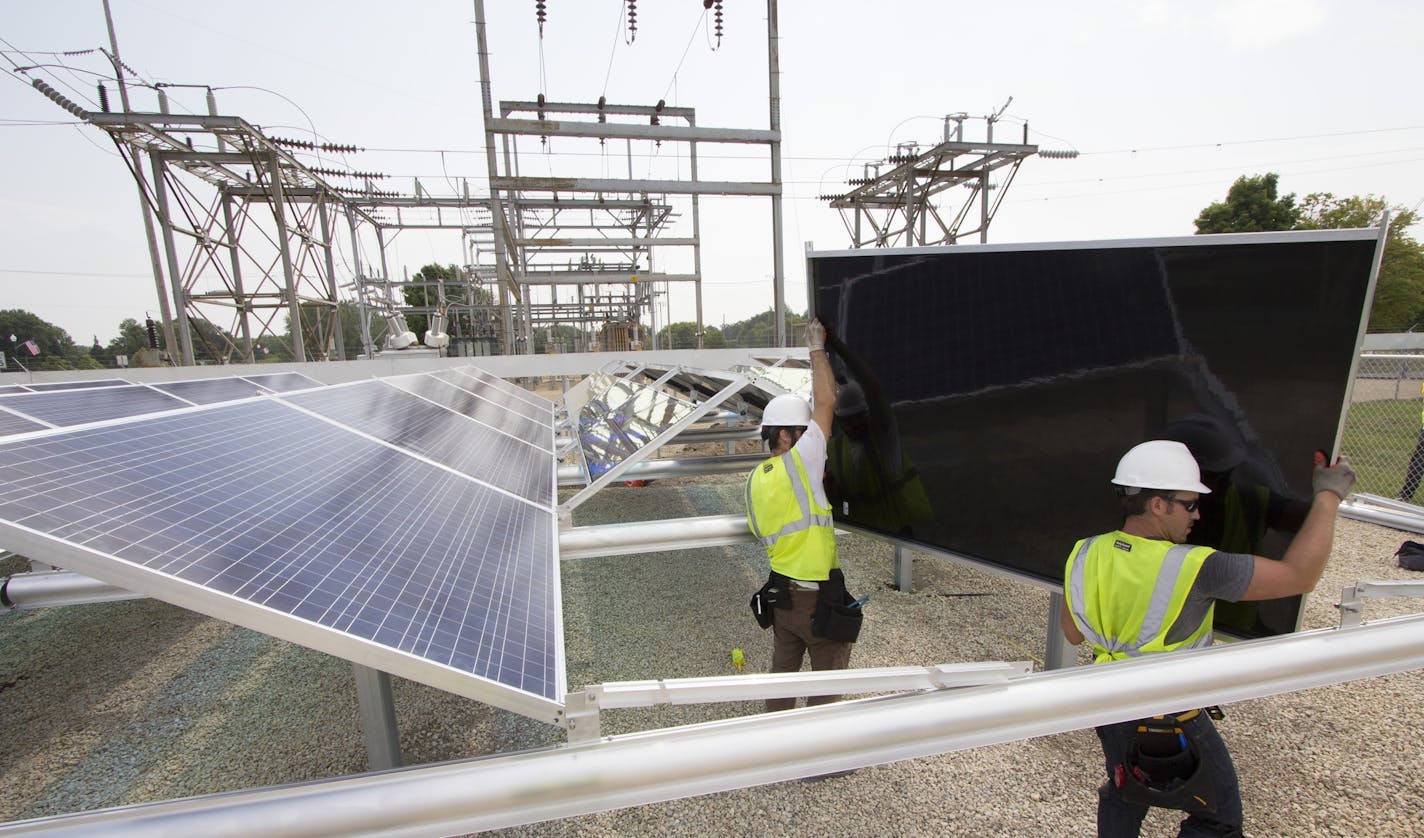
761 393 812 429
1112 440 1212 494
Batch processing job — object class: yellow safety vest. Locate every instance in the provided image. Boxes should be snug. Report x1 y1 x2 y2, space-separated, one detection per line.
1064 532 1216 664
745 447 837 580
828 433 932 531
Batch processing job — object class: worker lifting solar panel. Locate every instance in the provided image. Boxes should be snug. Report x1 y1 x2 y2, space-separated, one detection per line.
280 379 555 507
0 396 564 721
150 376 276 405
564 366 748 510
0 384 192 428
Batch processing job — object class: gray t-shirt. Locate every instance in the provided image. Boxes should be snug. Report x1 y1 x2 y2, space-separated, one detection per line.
1164 550 1255 645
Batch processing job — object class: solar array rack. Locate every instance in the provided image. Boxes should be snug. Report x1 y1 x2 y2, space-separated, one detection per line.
0 366 565 723
559 364 749 511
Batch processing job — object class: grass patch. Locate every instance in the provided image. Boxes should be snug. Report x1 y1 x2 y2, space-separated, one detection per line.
1342 398 1420 497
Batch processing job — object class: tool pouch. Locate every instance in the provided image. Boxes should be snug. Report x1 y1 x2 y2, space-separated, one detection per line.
1115 729 1215 815
811 568 863 643
750 572 791 630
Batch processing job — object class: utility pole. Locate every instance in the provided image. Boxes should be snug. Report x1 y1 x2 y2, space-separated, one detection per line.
102 0 178 363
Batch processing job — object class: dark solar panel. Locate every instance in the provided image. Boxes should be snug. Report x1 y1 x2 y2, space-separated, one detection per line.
282 381 554 507
239 372 322 393
0 409 49 437
0 398 562 707
152 377 272 405
0 385 191 427
0 385 30 396
23 378 131 392
387 374 553 453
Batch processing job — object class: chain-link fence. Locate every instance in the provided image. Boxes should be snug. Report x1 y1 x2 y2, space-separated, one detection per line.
1343 353 1424 503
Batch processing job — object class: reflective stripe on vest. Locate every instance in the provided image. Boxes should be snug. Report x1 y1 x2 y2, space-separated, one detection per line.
1066 534 1215 664
745 448 836 580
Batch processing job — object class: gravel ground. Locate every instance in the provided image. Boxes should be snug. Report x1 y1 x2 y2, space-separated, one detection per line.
3 470 1424 836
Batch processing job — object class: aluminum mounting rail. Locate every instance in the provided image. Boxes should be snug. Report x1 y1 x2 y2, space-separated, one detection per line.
5 613 1422 837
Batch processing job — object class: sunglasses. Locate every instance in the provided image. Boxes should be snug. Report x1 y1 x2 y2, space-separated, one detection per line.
1165 497 1200 513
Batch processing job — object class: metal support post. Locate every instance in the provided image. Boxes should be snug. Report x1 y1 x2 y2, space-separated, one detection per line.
351 663 402 771
474 0 517 356
893 545 913 592
348 213 374 358
267 153 306 363
104 0 177 360
767 0 786 347
1044 592 1074 670
318 199 346 361
219 189 255 362
147 148 196 365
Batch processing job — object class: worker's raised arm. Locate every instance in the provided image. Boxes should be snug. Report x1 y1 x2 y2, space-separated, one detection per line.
1240 456 1356 601
806 318 835 439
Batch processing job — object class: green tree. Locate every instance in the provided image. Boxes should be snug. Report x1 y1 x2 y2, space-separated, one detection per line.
0 309 77 370
401 264 495 346
106 318 151 358
720 310 808 348
1194 173 1300 234
1295 193 1424 331
656 321 728 349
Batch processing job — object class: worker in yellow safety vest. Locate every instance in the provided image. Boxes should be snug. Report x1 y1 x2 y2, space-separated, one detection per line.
745 317 853 712
1061 439 1355 837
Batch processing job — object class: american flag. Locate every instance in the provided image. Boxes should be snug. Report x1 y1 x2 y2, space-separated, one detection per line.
20 340 38 355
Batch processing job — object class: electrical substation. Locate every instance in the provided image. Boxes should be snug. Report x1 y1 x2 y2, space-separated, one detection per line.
3 2 1424 835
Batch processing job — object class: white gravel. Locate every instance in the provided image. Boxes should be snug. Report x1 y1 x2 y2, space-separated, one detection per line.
2 473 1424 837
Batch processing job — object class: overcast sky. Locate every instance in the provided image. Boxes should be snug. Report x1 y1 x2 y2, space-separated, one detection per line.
3 0 1422 346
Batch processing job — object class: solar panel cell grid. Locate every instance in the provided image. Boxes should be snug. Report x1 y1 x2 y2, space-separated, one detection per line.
239 372 322 392
0 409 49 437
436 368 552 422
0 399 561 702
152 377 272 405
282 382 554 507
0 385 190 427
388 375 552 452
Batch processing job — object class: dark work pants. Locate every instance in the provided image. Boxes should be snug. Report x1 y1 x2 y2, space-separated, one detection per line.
1095 714 1243 837
766 588 853 712
1402 426 1424 501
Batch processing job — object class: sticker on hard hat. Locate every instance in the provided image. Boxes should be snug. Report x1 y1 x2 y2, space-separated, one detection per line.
1114 539 1133 552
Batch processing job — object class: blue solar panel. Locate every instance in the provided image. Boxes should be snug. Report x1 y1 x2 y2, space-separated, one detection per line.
0 385 191 427
282 381 554 507
0 385 29 396
0 398 562 707
436 368 552 424
23 378 131 392
387 374 553 453
0 408 49 437
152 377 272 405
239 372 322 393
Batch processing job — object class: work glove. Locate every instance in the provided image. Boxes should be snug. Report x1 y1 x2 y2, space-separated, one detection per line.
1312 454 1356 500
805 318 826 352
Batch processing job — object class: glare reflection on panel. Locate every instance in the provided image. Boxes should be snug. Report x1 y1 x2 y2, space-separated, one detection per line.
577 372 697 479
